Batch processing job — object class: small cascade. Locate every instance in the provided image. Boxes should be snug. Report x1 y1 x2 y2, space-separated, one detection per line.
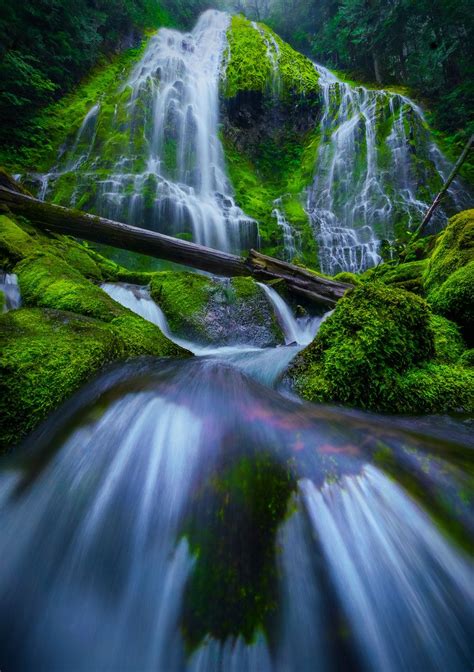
272 198 301 261
0 272 21 312
102 282 170 334
300 467 474 672
41 10 258 254
258 282 323 346
308 64 472 275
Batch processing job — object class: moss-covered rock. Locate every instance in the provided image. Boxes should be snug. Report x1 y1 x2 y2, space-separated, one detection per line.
289 279 473 413
150 271 284 346
424 209 474 292
0 214 190 451
224 16 319 100
428 261 474 342
361 259 428 295
430 314 466 363
289 282 435 409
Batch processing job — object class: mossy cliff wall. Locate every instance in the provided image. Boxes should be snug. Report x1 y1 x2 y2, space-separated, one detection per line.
221 16 321 266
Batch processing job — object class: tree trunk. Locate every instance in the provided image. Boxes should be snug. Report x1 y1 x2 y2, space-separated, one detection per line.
0 186 353 307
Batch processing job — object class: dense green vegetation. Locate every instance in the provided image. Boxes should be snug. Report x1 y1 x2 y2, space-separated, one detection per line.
226 0 473 153
289 210 474 413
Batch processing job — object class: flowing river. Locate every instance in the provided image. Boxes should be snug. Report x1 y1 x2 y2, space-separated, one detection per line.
0 283 472 671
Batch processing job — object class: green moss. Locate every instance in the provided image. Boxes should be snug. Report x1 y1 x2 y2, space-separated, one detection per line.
428 262 474 340
0 38 153 174
361 259 428 295
430 315 465 363
333 271 360 285
0 214 190 451
182 454 295 650
424 209 474 292
0 290 5 313
290 282 434 409
459 349 474 367
150 271 212 338
290 280 473 414
224 16 319 100
231 276 260 301
394 364 474 414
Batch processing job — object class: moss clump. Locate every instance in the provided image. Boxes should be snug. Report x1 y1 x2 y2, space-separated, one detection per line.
290 281 473 413
428 261 474 341
333 271 360 285
424 209 474 293
459 349 474 367
0 214 190 451
150 271 212 339
224 16 319 99
290 282 433 408
430 315 465 363
182 454 295 650
361 259 428 295
394 364 474 414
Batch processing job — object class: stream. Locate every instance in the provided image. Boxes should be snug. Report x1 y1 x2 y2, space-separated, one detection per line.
0 284 472 671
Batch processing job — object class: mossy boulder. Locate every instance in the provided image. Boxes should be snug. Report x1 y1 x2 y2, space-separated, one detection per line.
289 281 473 413
0 307 186 451
423 210 474 339
224 16 319 100
0 215 190 451
424 209 474 292
150 271 284 346
361 259 428 295
428 262 474 342
289 282 435 409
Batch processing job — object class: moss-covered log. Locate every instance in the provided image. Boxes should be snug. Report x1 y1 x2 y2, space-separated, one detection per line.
0 185 353 306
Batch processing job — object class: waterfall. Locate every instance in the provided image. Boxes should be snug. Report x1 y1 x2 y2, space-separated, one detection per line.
0 272 21 312
42 10 258 253
308 64 471 275
258 282 324 345
272 198 301 261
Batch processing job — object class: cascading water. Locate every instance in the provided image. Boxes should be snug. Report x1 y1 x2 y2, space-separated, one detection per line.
0 271 21 312
272 198 301 262
40 10 258 253
0 353 472 671
307 64 472 274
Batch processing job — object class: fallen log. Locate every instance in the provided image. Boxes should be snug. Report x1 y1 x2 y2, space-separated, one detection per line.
0 185 352 306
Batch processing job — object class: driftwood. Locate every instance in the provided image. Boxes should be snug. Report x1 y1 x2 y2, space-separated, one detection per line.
0 185 352 306
414 134 474 239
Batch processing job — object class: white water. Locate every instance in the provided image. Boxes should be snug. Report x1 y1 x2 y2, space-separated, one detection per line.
272 198 301 261
0 272 21 312
102 280 324 387
257 282 324 346
308 64 471 275
300 467 474 671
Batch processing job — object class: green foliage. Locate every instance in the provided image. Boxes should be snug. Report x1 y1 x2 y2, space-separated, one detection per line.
394 363 474 415
0 0 175 149
361 259 428 295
